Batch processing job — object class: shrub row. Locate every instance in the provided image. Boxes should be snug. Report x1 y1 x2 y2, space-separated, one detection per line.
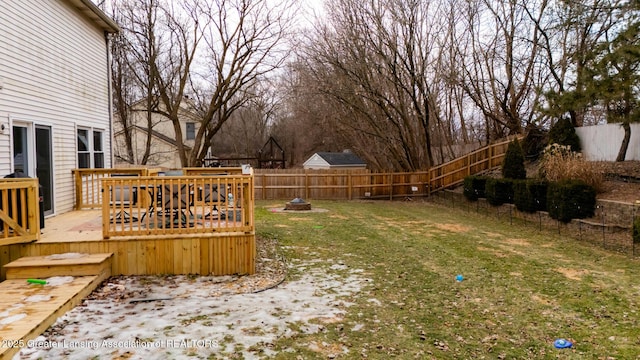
463 175 488 201
463 176 596 223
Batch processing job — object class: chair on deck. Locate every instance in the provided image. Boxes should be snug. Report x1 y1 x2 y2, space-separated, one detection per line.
111 184 138 224
160 183 191 227
198 179 226 220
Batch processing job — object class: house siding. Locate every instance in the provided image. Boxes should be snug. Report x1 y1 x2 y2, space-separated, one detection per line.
303 154 331 169
113 102 199 169
0 0 112 214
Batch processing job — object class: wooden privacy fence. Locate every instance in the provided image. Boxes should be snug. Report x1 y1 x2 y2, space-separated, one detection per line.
255 137 517 200
101 173 254 239
0 179 41 245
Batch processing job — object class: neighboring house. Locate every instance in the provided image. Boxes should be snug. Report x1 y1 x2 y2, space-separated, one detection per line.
303 151 367 170
0 0 119 216
113 100 201 169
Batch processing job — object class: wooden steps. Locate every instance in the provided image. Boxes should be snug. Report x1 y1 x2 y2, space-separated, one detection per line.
0 253 112 360
3 253 113 279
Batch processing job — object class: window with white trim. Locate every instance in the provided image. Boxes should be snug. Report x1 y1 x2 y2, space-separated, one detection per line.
77 128 105 168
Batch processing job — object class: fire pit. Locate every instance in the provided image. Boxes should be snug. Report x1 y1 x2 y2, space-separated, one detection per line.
285 197 311 211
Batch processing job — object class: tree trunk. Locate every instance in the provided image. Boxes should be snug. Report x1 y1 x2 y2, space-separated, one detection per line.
616 122 631 162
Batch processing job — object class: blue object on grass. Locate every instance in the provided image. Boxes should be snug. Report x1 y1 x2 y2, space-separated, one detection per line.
553 339 572 349
455 274 464 282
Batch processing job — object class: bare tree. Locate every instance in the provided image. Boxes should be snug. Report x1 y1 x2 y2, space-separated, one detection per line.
108 0 296 167
453 0 543 142
529 0 623 127
211 80 280 158
105 0 165 165
298 0 447 171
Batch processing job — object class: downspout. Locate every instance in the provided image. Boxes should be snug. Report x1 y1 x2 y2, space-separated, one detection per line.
105 31 114 168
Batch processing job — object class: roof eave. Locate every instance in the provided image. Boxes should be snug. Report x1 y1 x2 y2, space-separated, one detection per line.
68 0 120 33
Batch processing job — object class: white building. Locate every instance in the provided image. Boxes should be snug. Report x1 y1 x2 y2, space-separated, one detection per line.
113 100 201 169
0 0 119 216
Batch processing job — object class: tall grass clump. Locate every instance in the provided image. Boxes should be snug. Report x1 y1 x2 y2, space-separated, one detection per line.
539 143 604 192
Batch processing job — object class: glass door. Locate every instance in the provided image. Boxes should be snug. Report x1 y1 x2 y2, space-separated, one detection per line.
36 126 54 215
12 123 55 216
12 125 29 174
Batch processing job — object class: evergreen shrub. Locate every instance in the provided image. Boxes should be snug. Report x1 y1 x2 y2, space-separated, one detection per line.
463 175 488 201
548 117 582 152
502 138 527 179
485 178 514 206
547 180 596 223
513 179 548 213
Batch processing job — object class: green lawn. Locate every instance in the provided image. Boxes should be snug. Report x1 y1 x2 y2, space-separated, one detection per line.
255 200 640 359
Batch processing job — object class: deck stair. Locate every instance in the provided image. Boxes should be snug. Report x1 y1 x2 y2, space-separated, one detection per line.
3 253 113 279
0 253 113 360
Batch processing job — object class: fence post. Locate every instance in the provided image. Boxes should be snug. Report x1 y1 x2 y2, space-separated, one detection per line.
489 144 494 168
348 173 352 200
305 172 310 200
262 174 266 200
427 167 431 197
73 170 83 210
389 173 393 200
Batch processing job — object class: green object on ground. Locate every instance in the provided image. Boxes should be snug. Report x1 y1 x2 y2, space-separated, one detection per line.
27 279 47 285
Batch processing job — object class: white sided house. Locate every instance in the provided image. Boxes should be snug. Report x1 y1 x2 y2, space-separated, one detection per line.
303 151 367 170
0 0 119 216
113 100 201 169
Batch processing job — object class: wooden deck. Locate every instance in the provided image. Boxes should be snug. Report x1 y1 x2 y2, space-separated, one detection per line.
0 273 110 360
40 210 103 243
0 253 111 359
1 209 256 281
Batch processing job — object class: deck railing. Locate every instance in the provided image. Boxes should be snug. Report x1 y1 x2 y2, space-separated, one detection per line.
101 173 254 239
0 179 40 245
72 168 161 210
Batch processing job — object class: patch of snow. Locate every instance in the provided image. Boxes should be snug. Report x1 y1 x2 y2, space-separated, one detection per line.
45 276 74 286
0 304 25 319
367 298 382 306
45 253 87 260
15 261 371 359
24 295 52 303
1 313 27 326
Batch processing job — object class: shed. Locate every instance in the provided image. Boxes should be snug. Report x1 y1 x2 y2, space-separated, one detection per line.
303 151 367 170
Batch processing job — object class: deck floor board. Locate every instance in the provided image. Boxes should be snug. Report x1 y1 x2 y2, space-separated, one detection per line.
0 274 108 360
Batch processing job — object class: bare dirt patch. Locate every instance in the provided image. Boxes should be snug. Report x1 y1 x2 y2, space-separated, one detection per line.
556 267 590 281
288 217 312 221
503 238 531 246
434 223 472 233
599 181 640 203
531 294 556 306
